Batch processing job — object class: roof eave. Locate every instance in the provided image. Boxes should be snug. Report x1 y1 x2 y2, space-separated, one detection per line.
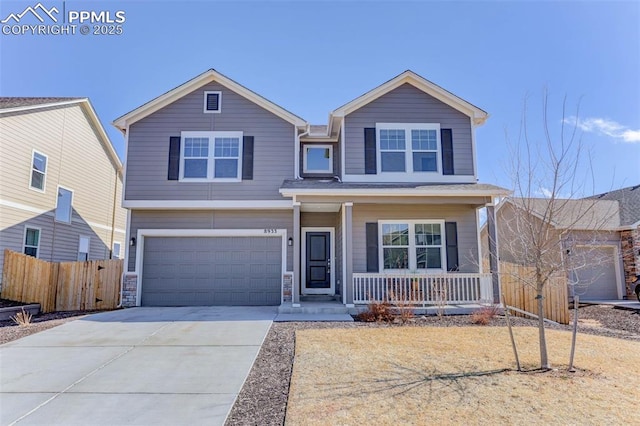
112 69 308 132
279 187 510 198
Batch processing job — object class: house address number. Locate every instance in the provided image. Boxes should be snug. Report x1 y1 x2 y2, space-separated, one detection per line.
264 229 277 234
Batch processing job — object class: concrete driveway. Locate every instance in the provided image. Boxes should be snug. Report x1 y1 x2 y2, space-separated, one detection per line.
0 306 277 426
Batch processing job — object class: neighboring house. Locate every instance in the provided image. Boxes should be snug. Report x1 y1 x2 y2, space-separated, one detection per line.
587 185 640 298
113 69 508 308
0 98 127 286
482 191 638 301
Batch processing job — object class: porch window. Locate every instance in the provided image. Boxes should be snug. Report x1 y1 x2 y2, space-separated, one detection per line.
380 220 445 271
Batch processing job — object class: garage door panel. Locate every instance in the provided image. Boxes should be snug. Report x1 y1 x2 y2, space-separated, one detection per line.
141 236 282 306
572 246 618 300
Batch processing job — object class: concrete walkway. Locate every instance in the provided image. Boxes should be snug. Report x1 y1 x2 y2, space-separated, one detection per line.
0 306 277 426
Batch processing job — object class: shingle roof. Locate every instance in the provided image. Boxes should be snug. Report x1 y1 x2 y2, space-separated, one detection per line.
586 185 640 226
507 198 621 230
281 179 509 193
0 97 83 110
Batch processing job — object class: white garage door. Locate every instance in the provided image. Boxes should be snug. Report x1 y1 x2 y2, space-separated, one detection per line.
141 236 282 306
572 246 619 300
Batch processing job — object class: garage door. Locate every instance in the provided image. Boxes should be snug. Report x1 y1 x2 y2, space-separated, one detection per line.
572 246 618 300
141 236 282 306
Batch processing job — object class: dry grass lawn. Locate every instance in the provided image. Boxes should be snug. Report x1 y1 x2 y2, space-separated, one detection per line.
286 327 639 425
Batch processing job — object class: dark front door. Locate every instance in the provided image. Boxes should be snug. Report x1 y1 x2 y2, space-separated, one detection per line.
305 231 331 293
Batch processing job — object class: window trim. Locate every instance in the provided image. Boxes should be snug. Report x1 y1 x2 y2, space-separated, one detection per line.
29 149 48 193
378 220 446 272
179 131 243 182
203 91 222 113
376 123 441 175
23 226 41 258
303 144 334 174
54 185 74 224
112 241 122 259
78 235 90 261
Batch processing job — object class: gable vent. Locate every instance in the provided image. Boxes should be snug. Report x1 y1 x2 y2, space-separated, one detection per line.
204 91 221 113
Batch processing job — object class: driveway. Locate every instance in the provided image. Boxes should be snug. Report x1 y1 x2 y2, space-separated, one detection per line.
0 306 277 426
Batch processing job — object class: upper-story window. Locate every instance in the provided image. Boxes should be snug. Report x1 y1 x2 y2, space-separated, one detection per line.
303 145 333 174
30 150 47 191
377 123 440 174
55 186 73 223
180 131 243 181
203 91 221 113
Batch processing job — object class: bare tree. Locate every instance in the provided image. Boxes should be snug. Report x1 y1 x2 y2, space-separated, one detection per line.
494 91 617 370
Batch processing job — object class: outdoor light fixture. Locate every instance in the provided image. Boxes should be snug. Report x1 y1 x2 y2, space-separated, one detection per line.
288 237 293 246
130 237 136 247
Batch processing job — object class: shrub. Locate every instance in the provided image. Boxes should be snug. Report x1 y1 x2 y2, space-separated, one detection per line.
355 300 394 322
11 308 33 326
470 305 501 325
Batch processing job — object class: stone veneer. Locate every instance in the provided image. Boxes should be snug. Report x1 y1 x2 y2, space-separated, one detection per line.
283 273 293 302
122 273 138 307
620 227 640 298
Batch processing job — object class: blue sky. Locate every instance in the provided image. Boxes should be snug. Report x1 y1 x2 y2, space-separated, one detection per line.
1 0 638 195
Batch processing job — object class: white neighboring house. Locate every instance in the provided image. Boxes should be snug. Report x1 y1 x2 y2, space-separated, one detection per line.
0 98 126 286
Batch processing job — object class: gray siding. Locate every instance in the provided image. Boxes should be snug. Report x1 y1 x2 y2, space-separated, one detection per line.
344 83 474 176
125 82 296 201
128 210 293 272
352 204 479 273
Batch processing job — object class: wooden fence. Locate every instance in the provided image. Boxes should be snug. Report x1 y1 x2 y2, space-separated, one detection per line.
1 249 123 313
499 261 569 324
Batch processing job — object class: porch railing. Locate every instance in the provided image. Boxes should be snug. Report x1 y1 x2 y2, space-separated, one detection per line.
352 273 493 305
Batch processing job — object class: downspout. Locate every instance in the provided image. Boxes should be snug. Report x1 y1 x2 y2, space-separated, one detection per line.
295 125 309 179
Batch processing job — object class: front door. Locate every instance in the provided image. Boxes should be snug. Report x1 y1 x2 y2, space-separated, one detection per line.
303 231 332 294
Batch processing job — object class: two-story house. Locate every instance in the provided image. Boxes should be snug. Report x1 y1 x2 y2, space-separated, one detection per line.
113 70 508 309
0 98 127 286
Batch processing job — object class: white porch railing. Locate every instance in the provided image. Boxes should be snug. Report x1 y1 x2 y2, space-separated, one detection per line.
353 273 493 305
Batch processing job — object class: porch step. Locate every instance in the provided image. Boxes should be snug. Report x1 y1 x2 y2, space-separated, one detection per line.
300 295 341 302
275 313 354 322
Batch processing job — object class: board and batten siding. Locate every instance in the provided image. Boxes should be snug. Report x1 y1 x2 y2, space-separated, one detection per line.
128 210 294 272
125 82 296 201
351 204 479 273
344 83 474 176
0 104 126 274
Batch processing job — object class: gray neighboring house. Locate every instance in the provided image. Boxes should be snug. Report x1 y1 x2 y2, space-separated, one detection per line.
587 185 640 298
113 69 508 308
0 98 127 286
484 188 640 301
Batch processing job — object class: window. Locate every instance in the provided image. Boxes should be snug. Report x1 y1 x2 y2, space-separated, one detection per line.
55 187 73 223
303 145 333 173
78 236 90 261
112 242 122 259
380 221 445 271
23 227 40 257
203 91 221 113
180 131 242 181
30 150 47 191
377 123 440 173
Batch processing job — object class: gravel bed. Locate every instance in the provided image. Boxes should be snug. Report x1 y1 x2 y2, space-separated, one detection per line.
226 304 639 426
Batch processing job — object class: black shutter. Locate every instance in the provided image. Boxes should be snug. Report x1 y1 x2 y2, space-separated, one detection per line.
364 128 377 174
242 136 254 180
168 136 181 180
445 222 459 271
441 129 454 175
366 222 379 272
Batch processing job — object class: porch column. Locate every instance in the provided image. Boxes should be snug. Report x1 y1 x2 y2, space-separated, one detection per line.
486 204 501 304
293 202 301 307
344 202 354 306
